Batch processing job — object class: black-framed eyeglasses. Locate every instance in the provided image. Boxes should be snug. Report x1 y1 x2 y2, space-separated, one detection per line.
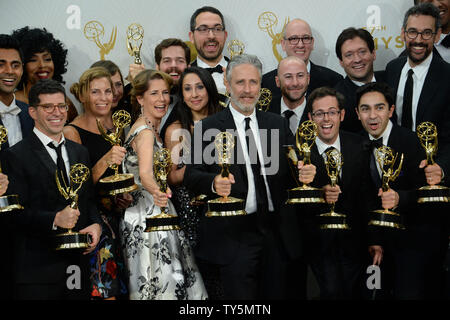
194 25 225 35
405 29 436 40
285 36 313 45
35 103 69 113
311 110 340 119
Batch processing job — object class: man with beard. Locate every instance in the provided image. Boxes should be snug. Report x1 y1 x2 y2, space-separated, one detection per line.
334 28 385 133
415 0 450 62
184 54 301 299
188 6 228 96
268 56 310 135
262 19 343 99
126 38 190 138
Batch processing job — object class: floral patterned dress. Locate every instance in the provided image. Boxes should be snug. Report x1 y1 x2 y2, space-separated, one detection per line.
120 124 208 300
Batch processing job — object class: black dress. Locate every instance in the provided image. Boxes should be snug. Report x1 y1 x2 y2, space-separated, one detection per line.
67 124 128 299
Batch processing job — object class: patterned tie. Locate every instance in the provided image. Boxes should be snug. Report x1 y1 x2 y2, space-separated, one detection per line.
401 69 414 130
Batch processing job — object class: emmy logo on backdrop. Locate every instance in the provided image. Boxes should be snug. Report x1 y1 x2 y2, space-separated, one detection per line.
55 164 91 250
0 125 23 213
126 23 144 65
258 12 290 63
83 20 117 60
368 145 405 230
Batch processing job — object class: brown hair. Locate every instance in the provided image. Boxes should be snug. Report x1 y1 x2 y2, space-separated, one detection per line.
70 67 113 110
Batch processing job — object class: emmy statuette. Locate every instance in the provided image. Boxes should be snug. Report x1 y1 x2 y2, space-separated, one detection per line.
126 23 144 65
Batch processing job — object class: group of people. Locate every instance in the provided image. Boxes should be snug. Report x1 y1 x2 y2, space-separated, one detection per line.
0 1 449 300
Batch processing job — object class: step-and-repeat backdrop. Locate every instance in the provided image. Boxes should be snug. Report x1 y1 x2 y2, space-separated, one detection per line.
1 0 412 111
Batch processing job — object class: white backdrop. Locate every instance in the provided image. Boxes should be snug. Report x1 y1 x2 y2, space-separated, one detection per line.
1 0 412 111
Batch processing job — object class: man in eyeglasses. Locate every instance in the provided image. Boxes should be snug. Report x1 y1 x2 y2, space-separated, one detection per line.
2 79 102 299
188 6 228 96
261 19 343 102
334 28 386 134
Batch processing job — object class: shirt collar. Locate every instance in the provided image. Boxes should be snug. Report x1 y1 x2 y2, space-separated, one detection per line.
406 52 433 81
315 135 341 156
280 97 306 118
33 127 66 146
229 103 257 127
197 56 227 69
350 74 376 87
369 120 393 146
0 94 21 116
306 60 311 73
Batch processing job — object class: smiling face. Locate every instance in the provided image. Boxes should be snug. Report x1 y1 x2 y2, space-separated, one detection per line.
309 95 345 145
156 46 188 84
357 91 394 139
182 72 209 113
25 50 54 85
275 58 309 106
189 11 228 65
339 36 376 83
137 78 171 121
281 19 314 63
29 92 67 141
0 48 23 104
82 77 113 117
402 14 441 66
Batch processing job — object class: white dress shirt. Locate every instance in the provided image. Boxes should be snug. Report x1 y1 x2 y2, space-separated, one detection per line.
350 74 376 87
196 56 228 95
315 136 342 179
280 97 306 135
395 53 433 131
229 104 274 214
435 33 450 63
0 95 23 147
33 127 70 176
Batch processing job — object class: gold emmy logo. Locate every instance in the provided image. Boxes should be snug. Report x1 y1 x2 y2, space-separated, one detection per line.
258 11 290 62
126 23 144 65
227 39 245 59
84 20 117 60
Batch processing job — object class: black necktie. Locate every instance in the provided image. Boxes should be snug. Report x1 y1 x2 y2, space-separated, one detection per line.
283 110 295 120
244 117 269 213
48 142 69 184
369 138 383 188
441 34 450 48
401 69 414 130
205 65 224 74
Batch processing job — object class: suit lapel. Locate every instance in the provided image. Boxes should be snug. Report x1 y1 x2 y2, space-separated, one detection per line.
29 132 58 178
416 56 439 123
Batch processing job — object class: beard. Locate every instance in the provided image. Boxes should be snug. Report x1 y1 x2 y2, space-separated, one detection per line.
281 85 307 104
195 40 224 62
407 42 432 64
229 89 260 114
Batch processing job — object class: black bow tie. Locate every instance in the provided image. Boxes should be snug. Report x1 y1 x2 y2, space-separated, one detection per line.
363 137 383 151
205 65 224 74
441 34 450 48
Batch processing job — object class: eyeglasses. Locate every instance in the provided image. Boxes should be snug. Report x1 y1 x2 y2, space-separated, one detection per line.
311 110 340 119
194 25 225 35
404 29 436 40
285 36 313 45
36 103 69 113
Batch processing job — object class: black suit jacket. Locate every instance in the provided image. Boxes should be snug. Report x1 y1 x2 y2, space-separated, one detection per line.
261 61 343 98
334 71 386 134
184 106 294 264
385 54 450 182
3 132 101 286
361 124 425 246
266 94 309 130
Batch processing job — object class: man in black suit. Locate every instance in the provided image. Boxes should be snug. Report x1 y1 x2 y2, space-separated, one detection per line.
184 54 295 299
356 82 434 299
3 79 102 299
334 28 386 133
267 56 310 135
261 19 343 99
188 6 229 96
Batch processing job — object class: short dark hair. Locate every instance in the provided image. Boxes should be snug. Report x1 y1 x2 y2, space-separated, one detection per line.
28 79 66 107
305 87 346 114
175 66 221 132
0 34 24 63
190 6 226 31
402 3 441 31
154 38 191 66
356 82 395 108
335 27 375 61
11 27 68 89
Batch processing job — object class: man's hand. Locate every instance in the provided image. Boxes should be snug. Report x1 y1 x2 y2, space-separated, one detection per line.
298 161 316 185
378 188 399 210
128 63 145 82
214 173 235 198
80 223 102 255
368 245 383 265
54 206 80 229
419 160 443 185
323 184 341 204
0 173 9 196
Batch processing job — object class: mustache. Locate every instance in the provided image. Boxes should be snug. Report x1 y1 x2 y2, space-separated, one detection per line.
409 42 427 47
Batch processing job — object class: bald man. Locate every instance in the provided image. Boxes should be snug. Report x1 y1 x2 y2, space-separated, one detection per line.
262 19 343 100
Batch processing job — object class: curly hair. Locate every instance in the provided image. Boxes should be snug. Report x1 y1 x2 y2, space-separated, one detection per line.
11 26 68 89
